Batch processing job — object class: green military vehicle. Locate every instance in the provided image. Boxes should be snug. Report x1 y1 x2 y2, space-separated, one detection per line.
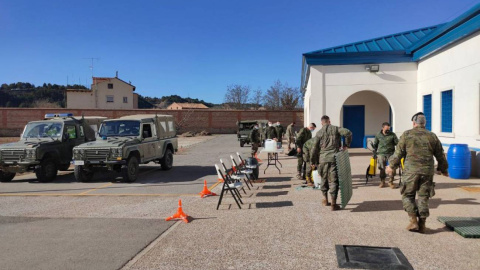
72 114 178 182
0 113 105 182
236 120 268 147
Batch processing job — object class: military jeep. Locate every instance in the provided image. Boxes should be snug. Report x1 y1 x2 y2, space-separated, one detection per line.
72 114 178 182
0 113 105 182
236 120 268 147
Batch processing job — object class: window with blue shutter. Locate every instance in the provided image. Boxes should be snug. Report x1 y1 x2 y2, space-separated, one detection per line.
441 90 453 133
423 95 432 131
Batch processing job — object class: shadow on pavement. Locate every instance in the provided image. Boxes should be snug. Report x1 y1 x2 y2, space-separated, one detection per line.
265 177 292 183
254 201 294 208
256 191 289 197
350 198 480 213
262 184 292 189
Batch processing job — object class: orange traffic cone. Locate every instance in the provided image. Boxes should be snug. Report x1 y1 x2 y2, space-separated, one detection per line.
255 153 262 162
199 180 217 198
166 199 189 223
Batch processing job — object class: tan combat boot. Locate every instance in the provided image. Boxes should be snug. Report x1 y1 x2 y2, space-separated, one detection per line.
331 196 341 211
322 193 330 206
418 217 427 234
379 179 385 188
388 181 396 189
296 172 302 180
406 214 419 232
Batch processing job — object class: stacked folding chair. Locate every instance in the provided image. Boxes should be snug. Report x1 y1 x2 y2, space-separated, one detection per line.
220 159 249 193
230 155 255 188
215 164 243 210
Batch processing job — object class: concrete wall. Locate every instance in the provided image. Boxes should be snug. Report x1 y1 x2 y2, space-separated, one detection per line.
342 91 390 136
305 62 418 136
66 91 96 109
417 31 480 149
0 108 303 136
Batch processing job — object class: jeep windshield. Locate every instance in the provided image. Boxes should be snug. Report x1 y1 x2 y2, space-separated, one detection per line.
22 121 63 139
238 122 256 130
99 120 140 137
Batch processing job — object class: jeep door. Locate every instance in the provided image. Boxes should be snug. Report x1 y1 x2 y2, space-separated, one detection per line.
62 124 80 162
140 122 156 161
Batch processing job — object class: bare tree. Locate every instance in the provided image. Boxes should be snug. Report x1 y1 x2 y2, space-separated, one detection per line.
250 87 263 110
263 80 282 110
281 85 302 110
224 84 251 109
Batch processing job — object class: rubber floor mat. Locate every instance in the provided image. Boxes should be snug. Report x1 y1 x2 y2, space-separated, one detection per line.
437 216 480 238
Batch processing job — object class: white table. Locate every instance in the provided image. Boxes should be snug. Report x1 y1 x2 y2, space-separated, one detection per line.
259 148 284 174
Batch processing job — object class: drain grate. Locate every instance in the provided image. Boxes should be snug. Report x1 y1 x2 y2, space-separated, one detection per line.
437 216 480 238
336 245 413 269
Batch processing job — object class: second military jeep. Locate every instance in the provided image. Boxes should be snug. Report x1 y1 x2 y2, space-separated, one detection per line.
236 120 268 147
72 114 178 182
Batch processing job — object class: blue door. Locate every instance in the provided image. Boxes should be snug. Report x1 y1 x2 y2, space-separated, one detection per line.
343 105 365 148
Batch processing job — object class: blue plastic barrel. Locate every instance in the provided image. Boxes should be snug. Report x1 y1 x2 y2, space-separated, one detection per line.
447 144 471 179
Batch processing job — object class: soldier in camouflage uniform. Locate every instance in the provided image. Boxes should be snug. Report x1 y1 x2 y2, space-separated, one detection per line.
387 112 448 233
266 122 278 141
275 121 285 145
373 122 399 188
296 123 315 179
249 124 261 158
286 122 295 150
302 138 315 186
311 115 352 211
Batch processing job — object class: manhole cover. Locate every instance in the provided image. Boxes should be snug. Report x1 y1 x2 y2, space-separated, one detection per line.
336 245 413 269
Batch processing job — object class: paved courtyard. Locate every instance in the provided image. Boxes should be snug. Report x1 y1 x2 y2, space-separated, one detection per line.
0 135 479 269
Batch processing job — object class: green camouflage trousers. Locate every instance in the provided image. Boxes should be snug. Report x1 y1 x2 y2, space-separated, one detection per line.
400 173 435 218
251 143 259 156
305 162 312 179
297 152 304 173
318 162 338 197
378 155 395 182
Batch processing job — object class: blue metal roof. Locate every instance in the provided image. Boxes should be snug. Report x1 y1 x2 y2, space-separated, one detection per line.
305 25 443 55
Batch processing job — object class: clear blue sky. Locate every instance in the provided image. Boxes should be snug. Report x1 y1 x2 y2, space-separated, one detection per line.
0 0 477 104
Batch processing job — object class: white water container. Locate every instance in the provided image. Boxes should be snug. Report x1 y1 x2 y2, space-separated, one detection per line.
264 139 276 151
313 170 321 188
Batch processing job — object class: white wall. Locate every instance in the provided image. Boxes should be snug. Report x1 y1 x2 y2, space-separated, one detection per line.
418 31 480 149
67 91 95 109
342 91 390 136
305 62 418 136
95 78 135 110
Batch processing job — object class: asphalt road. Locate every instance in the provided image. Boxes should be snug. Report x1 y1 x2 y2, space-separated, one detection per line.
0 135 247 196
0 135 254 270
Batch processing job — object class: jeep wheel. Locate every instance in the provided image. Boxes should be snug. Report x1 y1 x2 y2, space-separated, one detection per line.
160 149 173 171
58 163 71 171
35 158 58 182
74 165 94 182
0 170 16 182
122 156 139 182
240 141 245 147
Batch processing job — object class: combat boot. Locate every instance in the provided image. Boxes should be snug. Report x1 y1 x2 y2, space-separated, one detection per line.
388 181 396 189
379 179 385 188
306 177 314 187
418 217 427 234
321 193 330 206
406 214 419 232
331 196 341 211
296 172 302 180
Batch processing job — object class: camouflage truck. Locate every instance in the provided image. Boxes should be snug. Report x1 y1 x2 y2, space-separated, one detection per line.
0 113 105 182
72 114 178 182
236 120 268 147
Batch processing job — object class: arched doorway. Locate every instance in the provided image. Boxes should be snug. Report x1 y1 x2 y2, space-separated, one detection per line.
340 91 392 148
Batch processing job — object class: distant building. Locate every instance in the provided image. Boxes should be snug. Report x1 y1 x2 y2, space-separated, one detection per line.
167 102 209 110
67 76 138 109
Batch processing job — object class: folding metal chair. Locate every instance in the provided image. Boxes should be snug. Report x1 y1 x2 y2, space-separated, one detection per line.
220 159 248 193
230 155 255 187
215 164 243 210
236 152 258 179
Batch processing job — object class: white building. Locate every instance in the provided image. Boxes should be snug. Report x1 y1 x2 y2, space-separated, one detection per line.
302 3 480 157
67 76 138 109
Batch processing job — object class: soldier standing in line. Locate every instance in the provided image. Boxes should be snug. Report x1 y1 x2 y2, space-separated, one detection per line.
303 138 315 186
266 122 278 141
373 122 399 188
249 124 261 158
311 115 352 211
386 112 448 233
275 121 285 145
286 122 295 150
296 123 316 180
